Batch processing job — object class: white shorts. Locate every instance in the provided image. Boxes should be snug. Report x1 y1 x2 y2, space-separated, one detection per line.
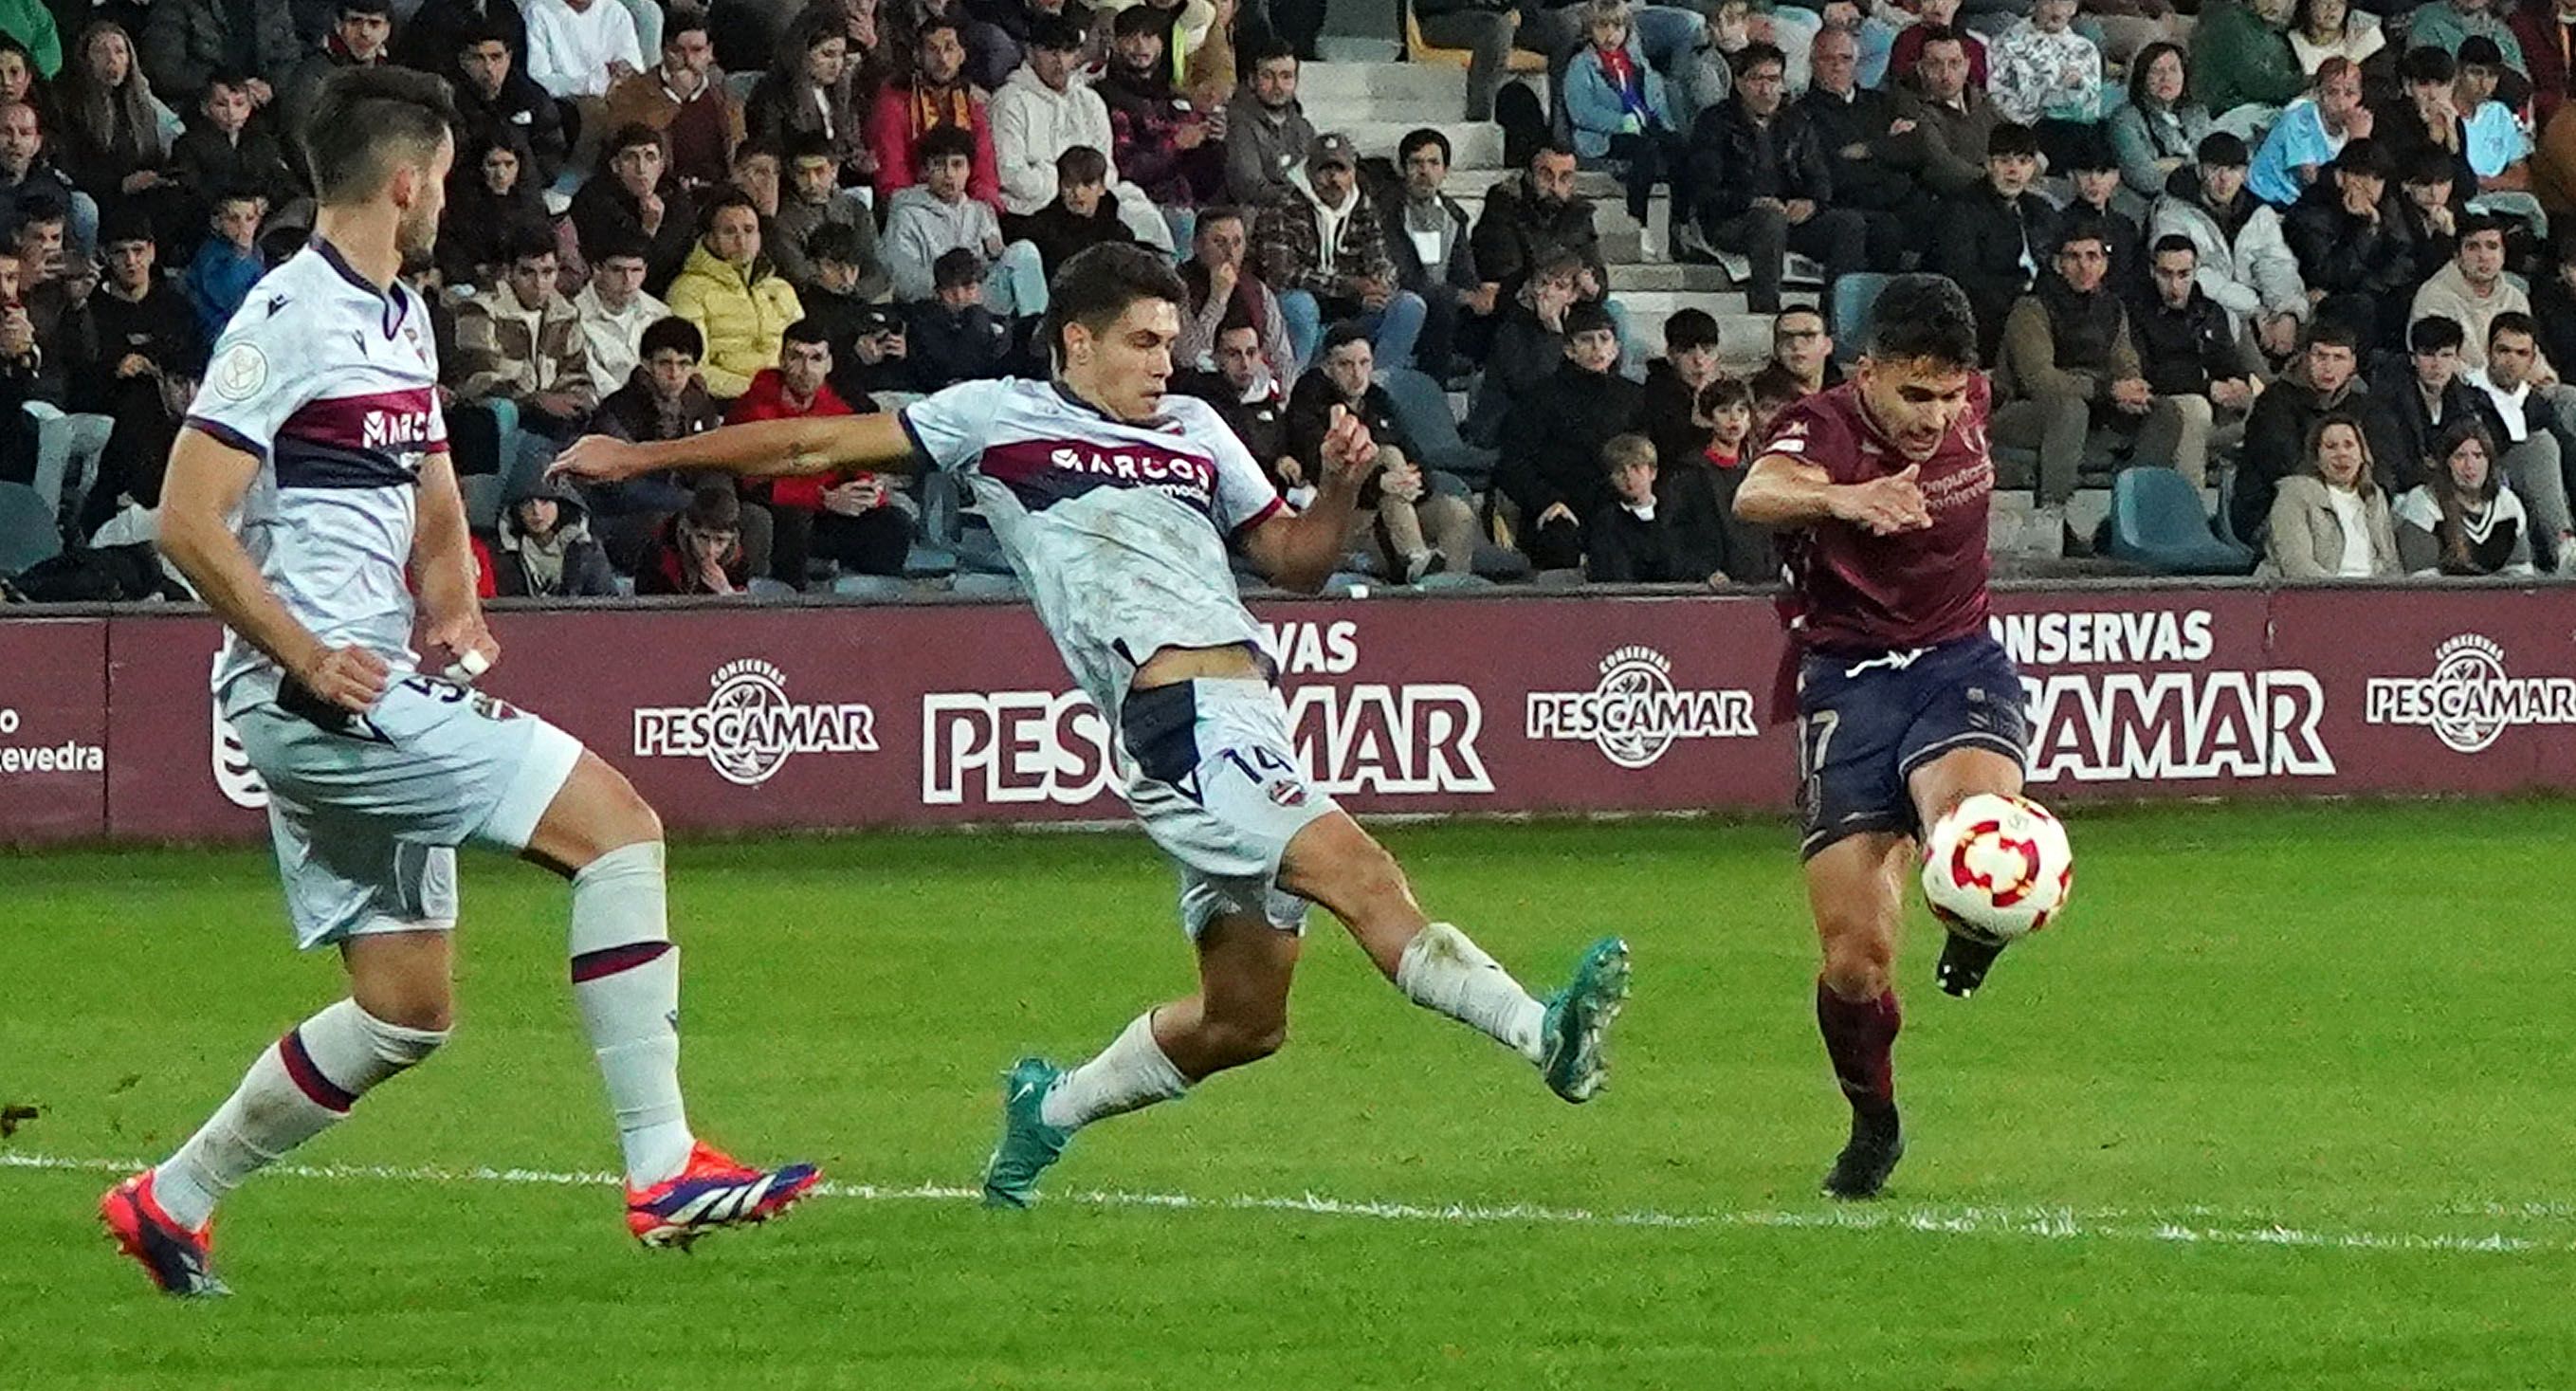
1121 677 1339 939
228 672 586 950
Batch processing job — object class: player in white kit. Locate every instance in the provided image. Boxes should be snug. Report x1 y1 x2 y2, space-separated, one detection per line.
552 245 1635 1207
100 68 816 1297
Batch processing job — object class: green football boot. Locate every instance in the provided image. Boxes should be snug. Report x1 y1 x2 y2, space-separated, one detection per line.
981 1057 1074 1209
1539 936 1632 1103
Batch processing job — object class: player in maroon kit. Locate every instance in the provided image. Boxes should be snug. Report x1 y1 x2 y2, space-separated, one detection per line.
1733 275 2040 1199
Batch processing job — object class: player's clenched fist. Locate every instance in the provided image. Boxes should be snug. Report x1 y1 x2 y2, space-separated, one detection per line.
1832 464 1932 536
552 434 643 483
294 644 392 714
1319 404 1379 488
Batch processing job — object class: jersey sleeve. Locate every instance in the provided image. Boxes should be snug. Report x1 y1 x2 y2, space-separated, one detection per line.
184 297 320 460
897 378 1014 473
1192 397 1287 537
1755 394 1866 485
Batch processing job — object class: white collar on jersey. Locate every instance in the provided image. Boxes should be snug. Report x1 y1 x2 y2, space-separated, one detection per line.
311 236 414 341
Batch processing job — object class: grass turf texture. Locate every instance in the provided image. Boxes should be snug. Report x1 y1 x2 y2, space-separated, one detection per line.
3 802 2573 1389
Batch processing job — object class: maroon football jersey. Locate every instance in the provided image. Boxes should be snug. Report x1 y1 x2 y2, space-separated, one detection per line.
1759 375 1997 655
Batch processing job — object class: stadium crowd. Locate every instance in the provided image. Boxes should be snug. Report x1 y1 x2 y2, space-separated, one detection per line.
5 0 2576 600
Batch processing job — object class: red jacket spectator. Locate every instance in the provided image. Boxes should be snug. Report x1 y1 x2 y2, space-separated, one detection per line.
725 364 868 511
867 81 1001 205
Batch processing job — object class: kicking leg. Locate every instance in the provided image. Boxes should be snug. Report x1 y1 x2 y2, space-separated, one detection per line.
1279 810 1631 1103
1907 746 2026 998
1806 832 1910 1199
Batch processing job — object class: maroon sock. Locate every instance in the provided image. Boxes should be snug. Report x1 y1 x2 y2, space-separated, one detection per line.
1816 980 1901 1117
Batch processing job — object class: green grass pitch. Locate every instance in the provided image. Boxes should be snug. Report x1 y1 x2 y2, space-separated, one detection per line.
4 801 2574 1389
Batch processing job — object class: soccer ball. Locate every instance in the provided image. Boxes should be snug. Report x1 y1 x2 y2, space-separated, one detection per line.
1920 793 2074 945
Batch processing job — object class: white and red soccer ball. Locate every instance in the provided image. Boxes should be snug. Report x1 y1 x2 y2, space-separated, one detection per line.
1921 793 2074 945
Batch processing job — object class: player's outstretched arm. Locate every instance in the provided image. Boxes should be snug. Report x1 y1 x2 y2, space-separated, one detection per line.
1734 453 1931 536
1238 404 1377 592
551 413 919 485
159 427 391 711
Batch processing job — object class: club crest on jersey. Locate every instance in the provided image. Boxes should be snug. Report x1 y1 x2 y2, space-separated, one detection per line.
209 342 268 401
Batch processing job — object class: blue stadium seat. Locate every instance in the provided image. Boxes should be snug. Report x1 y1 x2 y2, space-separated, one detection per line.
1829 272 1893 366
0 482 62 577
459 471 505 532
829 574 906 600
1379 367 1496 490
903 542 958 578
2102 467 2257 575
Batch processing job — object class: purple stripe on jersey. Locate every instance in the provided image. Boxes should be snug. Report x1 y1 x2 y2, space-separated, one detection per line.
273 438 417 490
977 437 1220 521
280 388 442 456
277 1029 356 1112
570 941 674 984
1231 495 1288 539
185 416 267 460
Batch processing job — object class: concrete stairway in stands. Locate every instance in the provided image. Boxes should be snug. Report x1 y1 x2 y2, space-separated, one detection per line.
1296 61 1819 367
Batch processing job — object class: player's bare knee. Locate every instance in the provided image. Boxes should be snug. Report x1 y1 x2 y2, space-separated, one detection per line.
1201 1014 1288 1066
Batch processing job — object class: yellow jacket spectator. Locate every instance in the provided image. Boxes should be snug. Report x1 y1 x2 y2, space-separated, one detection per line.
664 191 803 398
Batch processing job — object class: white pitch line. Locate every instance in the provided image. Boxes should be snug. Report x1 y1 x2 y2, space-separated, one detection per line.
0 1151 2556 1257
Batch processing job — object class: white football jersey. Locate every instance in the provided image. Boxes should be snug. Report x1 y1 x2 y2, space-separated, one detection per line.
186 241 448 709
901 378 1288 722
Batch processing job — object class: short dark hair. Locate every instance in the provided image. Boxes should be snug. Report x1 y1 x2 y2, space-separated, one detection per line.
663 7 708 42
2408 314 2466 355
685 480 740 531
732 138 780 169
2458 35 2504 69
916 15 960 46
1663 307 1721 355
303 66 457 206
1732 42 1786 78
1056 144 1109 186
641 316 703 359
1563 301 1615 339
204 66 255 96
2196 131 2249 168
2457 211 2507 243
1985 121 2038 159
2306 317 2363 353
338 0 389 17
1915 24 1966 53
1863 274 1979 368
2064 130 2119 174
608 122 666 160
2401 45 2457 86
1321 320 1372 357
807 221 868 266
785 131 835 165
2055 213 2110 253
782 317 832 347
1533 139 1578 167
1045 242 1186 363
1244 34 1297 67
592 232 650 265
97 205 154 247
699 187 757 232
918 124 977 166
2402 148 2458 187
933 246 982 289
505 227 558 265
456 21 509 54
1695 375 1752 416
1748 362 1806 406
1398 127 1452 165
2335 137 2392 179
2150 232 2195 259
1029 13 1086 50
9 185 64 227
1112 5 1164 38
2490 309 2539 345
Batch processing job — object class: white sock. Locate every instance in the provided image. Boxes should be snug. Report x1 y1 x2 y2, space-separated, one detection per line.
1396 923 1548 1064
155 999 444 1229
570 843 694 1186
1040 1011 1190 1130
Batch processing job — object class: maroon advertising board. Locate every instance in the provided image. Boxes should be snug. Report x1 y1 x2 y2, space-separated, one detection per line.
7 585 2575 846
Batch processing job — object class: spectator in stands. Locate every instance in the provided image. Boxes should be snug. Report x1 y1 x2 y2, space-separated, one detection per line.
883 124 1046 317
1465 249 1584 447
2289 0 2383 76
398 0 526 75
140 0 294 108
180 189 262 341
2234 317 2366 540
57 22 167 204
1987 0 2104 171
1585 431 1688 581
2462 310 2576 567
453 26 570 190
603 10 740 193
283 0 389 142
2191 0 2302 132
2152 132 2306 360
454 229 599 437
437 132 554 289
1499 301 1639 570
1568 0 1689 252
2063 132 2147 303
0 102 97 259
1690 42 1864 314
587 315 740 561
2511 0 2576 125
2362 314 2504 495
668 190 804 398
867 16 999 205
769 134 875 293
1286 325 1476 581
524 0 643 110
1411 0 1535 122
1225 37 1313 207
2393 417 2535 575
2134 234 2260 464
2412 214 2531 373
2262 410 2398 576
2410 0 2527 75
1798 24 1925 275
11 192 78 388
1931 120 2055 364
1254 131 1422 371
170 71 300 231
907 245 1012 387
1178 205 1291 375
2373 48 2476 203
492 474 620 596
1640 306 1723 469
574 124 698 291
1888 27 2001 199
991 16 1108 226
65 207 199 414
1471 142 1609 308
1100 5 1223 220
1663 375 1772 582
1019 145 1139 277
0 2 55 79
2110 43 2210 207
0 249 36 484
1887 0 1985 92
801 226 910 398
1994 218 2197 504
2249 56 2368 210
574 238 668 393
636 479 754 594
744 9 872 186
2452 39 2532 198
1761 304 1838 399
75 358 192 546
1180 317 1291 484
2286 138 2415 351
735 317 915 583
728 137 783 229
1380 127 1490 384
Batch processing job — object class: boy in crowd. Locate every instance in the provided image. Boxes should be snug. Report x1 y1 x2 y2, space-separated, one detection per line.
908 247 1014 389
181 191 266 342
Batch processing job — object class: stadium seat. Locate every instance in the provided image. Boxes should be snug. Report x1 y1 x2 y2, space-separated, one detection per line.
746 576 800 598
903 542 958 578
829 573 906 600
953 572 1024 598
1470 540 1533 580
2102 467 2257 575
0 481 63 577
1829 272 1893 366
1405 2 1546 73
459 471 505 531
1380 367 1497 489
